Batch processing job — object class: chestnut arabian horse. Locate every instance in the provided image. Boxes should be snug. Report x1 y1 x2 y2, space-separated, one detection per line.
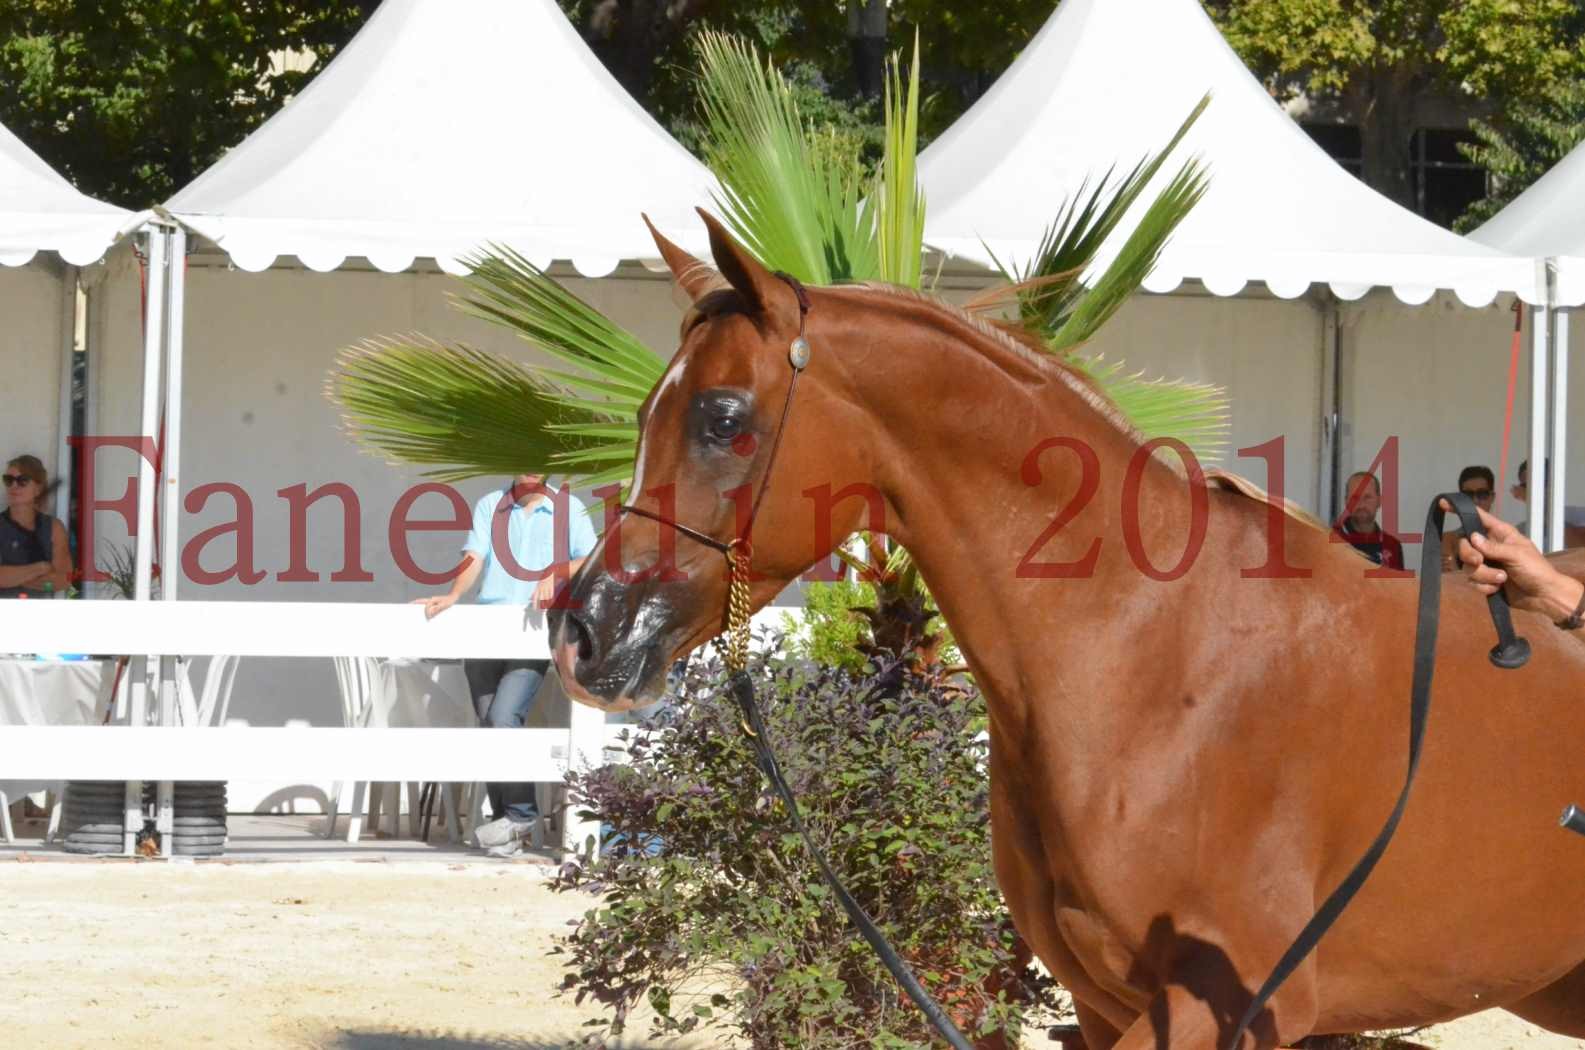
548 213 1585 1049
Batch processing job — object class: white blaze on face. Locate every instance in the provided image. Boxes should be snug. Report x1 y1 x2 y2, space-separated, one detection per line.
630 350 693 498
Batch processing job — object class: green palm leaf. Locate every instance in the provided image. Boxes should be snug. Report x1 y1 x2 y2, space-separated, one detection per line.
328 246 664 487
1077 356 1230 462
876 38 925 289
988 94 1210 347
328 337 616 484
694 31 877 284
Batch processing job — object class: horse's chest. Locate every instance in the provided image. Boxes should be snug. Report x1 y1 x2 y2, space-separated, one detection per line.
1051 898 1154 1011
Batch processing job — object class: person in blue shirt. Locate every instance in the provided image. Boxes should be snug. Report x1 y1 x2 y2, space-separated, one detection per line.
417 473 597 853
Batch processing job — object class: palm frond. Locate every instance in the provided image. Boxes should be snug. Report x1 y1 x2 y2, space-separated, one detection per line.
455 244 665 397
694 31 877 283
876 37 925 289
1046 159 1209 352
1074 355 1231 463
985 95 1210 343
327 336 630 483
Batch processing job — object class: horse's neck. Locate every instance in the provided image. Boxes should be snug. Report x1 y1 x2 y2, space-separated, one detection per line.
842 293 1211 736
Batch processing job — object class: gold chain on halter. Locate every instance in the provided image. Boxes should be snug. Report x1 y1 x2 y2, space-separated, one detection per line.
725 543 753 674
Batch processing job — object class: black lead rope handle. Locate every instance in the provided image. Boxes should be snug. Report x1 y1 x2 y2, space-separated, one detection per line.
1563 805 1585 838
1227 492 1529 1049
727 671 978 1050
1444 492 1532 669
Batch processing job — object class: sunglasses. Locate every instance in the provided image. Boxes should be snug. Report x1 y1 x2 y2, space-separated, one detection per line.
1460 487 1494 502
1 474 34 488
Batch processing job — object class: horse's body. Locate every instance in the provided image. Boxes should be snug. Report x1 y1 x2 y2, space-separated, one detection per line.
550 214 1585 1048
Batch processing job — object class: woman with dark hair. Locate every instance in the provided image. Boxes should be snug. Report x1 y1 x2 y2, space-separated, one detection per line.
1 454 72 598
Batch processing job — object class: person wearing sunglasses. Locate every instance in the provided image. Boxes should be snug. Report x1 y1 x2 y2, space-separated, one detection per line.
1511 458 1585 548
0 454 72 599
1440 465 1496 571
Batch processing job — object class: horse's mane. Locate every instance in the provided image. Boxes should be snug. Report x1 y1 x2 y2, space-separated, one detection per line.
835 282 1326 534
835 282 1148 448
677 273 1320 533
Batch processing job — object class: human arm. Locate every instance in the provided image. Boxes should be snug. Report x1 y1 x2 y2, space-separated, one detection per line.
1441 500 1585 622
534 555 588 608
533 498 598 608
0 561 49 589
41 519 73 591
413 494 495 619
413 553 485 619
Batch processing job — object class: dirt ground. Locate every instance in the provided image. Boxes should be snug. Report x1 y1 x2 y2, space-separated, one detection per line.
0 860 1578 1050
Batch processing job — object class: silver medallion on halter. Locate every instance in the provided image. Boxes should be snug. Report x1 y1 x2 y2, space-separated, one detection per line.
789 336 811 370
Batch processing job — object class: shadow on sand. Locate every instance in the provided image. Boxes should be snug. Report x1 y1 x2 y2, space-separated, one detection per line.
327 1029 688 1050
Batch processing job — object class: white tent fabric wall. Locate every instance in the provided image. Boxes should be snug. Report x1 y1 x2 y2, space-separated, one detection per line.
163 0 720 275
1341 292 1536 543
917 0 1536 305
0 265 74 496
0 117 136 516
88 254 693 811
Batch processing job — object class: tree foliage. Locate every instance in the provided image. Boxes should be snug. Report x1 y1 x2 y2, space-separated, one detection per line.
1455 78 1585 232
1206 0 1585 206
0 1 379 207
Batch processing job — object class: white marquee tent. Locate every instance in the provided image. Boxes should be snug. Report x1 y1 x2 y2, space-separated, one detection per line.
1470 140 1585 546
163 0 718 275
918 0 1535 306
82 0 728 793
917 0 1543 537
115 0 726 609
0 119 136 516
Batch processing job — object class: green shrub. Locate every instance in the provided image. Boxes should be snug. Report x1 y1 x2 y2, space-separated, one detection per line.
551 641 1063 1049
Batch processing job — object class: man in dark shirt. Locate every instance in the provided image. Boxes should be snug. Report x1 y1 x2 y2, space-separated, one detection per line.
1332 470 1405 569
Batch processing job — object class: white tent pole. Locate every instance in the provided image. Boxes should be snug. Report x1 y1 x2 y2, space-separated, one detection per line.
154 226 186 849
133 225 167 602
1551 291 1570 553
129 224 168 756
1528 260 1550 548
54 264 77 528
1317 294 1342 519
160 227 185 601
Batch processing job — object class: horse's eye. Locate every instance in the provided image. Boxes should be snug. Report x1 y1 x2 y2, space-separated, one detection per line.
708 416 742 441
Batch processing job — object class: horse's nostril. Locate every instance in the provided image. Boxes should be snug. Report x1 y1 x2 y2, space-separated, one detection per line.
567 611 597 664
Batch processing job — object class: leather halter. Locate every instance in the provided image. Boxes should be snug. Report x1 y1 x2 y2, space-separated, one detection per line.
616 271 813 671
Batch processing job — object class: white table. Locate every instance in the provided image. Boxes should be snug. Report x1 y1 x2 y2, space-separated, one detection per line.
0 657 115 727
372 658 473 729
0 658 117 840
341 658 476 842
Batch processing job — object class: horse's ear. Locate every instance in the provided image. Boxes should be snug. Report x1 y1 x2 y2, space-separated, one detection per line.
643 214 722 304
696 208 798 324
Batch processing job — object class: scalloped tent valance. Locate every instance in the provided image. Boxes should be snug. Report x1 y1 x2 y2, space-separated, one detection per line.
918 0 1538 308
162 0 720 276
0 121 137 267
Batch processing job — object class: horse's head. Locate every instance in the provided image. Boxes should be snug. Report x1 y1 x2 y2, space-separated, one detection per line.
550 211 884 710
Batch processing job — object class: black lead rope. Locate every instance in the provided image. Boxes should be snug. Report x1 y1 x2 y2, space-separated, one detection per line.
1227 492 1529 1049
727 670 979 1050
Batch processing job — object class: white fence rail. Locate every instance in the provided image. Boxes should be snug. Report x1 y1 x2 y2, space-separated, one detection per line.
0 600 607 858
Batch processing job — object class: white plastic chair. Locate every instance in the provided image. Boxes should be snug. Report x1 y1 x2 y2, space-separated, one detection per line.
325 657 430 843
194 655 242 728
0 781 63 844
